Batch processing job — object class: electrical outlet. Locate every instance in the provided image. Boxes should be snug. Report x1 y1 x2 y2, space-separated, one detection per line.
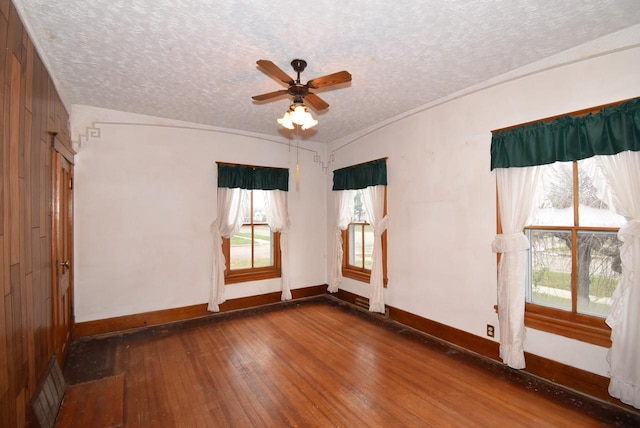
486 324 495 338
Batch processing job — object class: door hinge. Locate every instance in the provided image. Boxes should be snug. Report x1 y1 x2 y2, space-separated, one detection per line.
68 176 73 190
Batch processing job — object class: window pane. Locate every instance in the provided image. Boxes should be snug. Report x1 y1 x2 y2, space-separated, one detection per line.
349 224 364 267
364 224 374 269
230 224 252 270
253 224 273 268
252 190 268 223
240 191 251 223
354 190 367 222
531 162 574 226
576 231 621 317
577 159 625 228
526 230 572 311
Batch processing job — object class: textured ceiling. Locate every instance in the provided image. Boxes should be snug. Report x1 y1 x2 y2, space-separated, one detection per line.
13 0 640 143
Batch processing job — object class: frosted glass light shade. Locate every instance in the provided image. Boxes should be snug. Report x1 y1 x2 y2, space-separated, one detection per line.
277 103 317 130
277 111 294 129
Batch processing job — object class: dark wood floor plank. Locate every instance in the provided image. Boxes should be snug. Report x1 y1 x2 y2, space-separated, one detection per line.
60 299 639 427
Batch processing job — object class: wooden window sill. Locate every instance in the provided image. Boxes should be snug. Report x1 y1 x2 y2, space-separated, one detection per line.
524 304 611 348
342 268 371 284
342 267 389 287
225 268 281 285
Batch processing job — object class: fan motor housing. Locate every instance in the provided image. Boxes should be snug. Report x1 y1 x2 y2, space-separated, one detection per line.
288 84 309 99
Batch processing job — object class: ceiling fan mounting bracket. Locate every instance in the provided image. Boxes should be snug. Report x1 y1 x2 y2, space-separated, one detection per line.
291 59 307 73
291 59 307 84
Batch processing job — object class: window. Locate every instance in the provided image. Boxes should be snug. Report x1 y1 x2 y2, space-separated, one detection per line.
209 162 290 311
491 97 639 374
347 190 373 270
491 99 640 351
223 190 281 284
330 158 388 313
523 159 624 346
342 188 388 285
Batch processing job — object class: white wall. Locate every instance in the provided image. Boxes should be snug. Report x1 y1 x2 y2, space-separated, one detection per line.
72 107 328 322
326 43 640 377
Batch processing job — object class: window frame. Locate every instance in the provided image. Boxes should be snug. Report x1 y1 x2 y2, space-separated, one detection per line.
223 190 281 284
342 187 388 286
493 99 638 348
523 225 616 348
496 160 616 347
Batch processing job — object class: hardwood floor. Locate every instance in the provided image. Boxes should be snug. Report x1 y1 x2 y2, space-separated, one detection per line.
61 297 640 427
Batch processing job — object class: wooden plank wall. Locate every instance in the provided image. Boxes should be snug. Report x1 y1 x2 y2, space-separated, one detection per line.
1 0 71 426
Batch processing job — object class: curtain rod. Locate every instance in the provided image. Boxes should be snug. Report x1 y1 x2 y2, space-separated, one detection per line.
491 96 636 134
215 161 287 170
336 157 388 170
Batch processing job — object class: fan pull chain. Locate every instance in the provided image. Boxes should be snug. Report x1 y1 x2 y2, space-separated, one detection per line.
295 129 301 190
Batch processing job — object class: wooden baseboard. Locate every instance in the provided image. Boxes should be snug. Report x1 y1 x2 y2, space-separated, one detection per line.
523 352 611 403
73 285 327 338
332 289 619 408
334 288 499 360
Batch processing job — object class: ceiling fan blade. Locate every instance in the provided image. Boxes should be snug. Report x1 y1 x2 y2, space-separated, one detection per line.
252 89 289 101
256 60 295 85
304 92 330 111
307 70 352 89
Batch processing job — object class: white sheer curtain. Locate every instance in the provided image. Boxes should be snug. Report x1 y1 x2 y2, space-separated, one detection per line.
362 185 388 313
492 166 541 369
594 150 640 409
267 190 292 301
328 190 354 292
209 187 245 312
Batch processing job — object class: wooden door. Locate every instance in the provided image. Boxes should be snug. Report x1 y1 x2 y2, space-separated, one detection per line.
52 150 74 365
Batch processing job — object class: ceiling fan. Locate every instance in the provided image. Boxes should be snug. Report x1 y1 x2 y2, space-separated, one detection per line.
252 59 352 111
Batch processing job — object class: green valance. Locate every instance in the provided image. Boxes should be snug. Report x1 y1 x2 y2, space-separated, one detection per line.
332 158 387 191
217 163 289 191
490 97 640 170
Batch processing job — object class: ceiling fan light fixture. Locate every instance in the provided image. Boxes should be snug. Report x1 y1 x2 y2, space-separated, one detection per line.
277 103 317 130
277 110 295 130
255 59 351 131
